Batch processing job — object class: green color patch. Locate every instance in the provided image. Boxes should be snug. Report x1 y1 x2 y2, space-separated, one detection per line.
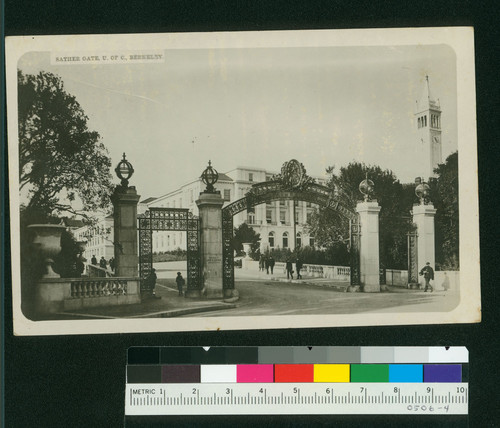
350 364 389 382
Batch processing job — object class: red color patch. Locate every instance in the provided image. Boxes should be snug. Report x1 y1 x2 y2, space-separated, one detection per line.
274 364 314 382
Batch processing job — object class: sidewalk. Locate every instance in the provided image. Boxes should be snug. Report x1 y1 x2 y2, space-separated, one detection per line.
236 267 351 291
55 278 236 320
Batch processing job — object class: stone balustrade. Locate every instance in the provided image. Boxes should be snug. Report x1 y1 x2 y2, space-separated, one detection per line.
273 262 351 281
27 277 141 318
70 279 128 298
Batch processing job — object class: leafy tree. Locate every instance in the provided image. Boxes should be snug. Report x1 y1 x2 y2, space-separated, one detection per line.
306 162 415 269
430 152 459 269
18 70 112 220
232 223 261 259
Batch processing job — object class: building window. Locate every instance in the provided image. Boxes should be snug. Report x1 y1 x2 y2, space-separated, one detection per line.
224 189 231 201
280 209 286 225
248 173 254 182
309 236 315 247
306 211 312 223
295 208 300 224
266 209 273 224
296 232 302 247
282 232 289 248
248 212 255 224
423 115 427 127
280 200 286 206
268 232 275 248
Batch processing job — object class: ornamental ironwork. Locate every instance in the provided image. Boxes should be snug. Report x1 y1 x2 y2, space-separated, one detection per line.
222 161 359 290
415 177 431 205
407 223 419 286
200 160 219 193
115 152 135 188
138 208 201 294
349 219 361 286
359 173 375 202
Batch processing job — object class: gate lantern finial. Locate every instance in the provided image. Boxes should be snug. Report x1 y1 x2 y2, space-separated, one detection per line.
359 172 374 202
201 160 219 193
415 177 431 205
115 152 135 188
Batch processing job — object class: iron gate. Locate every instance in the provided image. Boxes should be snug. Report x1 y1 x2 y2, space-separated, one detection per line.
138 208 201 294
349 218 361 286
407 223 419 287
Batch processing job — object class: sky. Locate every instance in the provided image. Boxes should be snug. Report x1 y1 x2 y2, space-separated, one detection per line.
18 44 457 201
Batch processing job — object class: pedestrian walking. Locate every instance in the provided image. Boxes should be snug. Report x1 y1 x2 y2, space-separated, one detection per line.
419 262 434 292
286 259 294 280
99 256 107 269
296 258 303 279
145 268 160 298
109 257 115 272
176 272 185 296
268 256 275 274
259 255 265 271
76 255 85 278
265 256 270 274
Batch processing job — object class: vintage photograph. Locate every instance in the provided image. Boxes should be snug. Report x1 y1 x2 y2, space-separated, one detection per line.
6 28 480 335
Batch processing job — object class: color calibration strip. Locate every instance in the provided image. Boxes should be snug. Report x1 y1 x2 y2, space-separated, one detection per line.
128 363 465 384
125 347 468 415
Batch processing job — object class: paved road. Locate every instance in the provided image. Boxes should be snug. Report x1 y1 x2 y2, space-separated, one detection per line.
184 278 460 317
153 261 459 317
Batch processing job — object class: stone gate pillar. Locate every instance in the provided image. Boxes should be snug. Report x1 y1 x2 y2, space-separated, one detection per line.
111 153 140 278
196 191 225 299
111 186 140 277
356 201 381 292
412 203 436 286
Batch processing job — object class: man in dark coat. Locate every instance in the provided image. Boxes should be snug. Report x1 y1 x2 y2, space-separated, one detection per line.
419 262 435 292
99 256 107 269
296 258 303 279
176 272 185 296
286 259 294 279
145 268 160 298
91 255 97 265
268 256 275 274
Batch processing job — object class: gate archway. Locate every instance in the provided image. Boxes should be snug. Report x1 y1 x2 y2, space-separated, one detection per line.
138 208 201 295
221 160 360 291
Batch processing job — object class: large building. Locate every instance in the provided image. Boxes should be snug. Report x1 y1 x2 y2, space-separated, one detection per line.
73 214 114 263
415 76 443 179
145 166 327 254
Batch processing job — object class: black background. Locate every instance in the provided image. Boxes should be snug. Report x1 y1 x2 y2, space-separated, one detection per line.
2 1 499 427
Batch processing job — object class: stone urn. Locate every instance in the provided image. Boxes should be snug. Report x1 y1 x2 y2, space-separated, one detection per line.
242 243 252 259
27 224 66 278
76 240 87 255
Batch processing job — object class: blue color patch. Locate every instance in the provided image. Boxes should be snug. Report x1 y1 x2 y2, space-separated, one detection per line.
389 364 423 382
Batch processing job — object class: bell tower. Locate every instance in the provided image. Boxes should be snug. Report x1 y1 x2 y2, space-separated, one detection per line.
415 76 442 179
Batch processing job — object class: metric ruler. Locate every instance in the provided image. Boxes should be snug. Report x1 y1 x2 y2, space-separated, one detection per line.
124 346 469 416
125 382 468 415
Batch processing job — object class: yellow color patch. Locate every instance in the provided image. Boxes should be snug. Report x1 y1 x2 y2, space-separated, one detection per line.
314 364 350 382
